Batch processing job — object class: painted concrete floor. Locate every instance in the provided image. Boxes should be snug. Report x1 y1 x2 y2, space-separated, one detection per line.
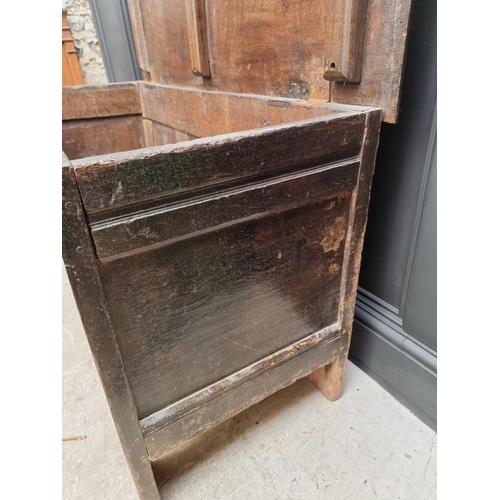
63 268 437 500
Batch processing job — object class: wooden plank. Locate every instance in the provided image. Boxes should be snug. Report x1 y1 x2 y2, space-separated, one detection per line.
62 115 145 160
126 0 151 78
144 330 342 459
323 0 369 83
135 0 194 86
309 109 382 398
330 0 412 123
141 324 340 433
91 161 359 259
62 83 141 120
139 84 356 139
73 112 366 218
142 117 155 148
142 119 197 147
185 0 211 77
99 190 353 418
62 155 160 500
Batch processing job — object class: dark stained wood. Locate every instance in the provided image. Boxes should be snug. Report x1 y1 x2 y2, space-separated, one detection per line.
144 330 342 459
100 190 352 418
62 115 145 160
141 324 340 434
323 0 369 83
61 0 406 495
185 0 211 77
91 161 358 259
73 111 366 219
62 83 141 120
62 154 160 500
308 109 383 398
62 97 383 497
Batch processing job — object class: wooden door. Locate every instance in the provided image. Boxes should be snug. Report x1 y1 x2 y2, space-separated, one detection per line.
62 10 84 86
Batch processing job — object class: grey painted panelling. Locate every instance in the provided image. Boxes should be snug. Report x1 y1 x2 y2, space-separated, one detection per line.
358 0 437 310
350 320 437 431
89 0 141 82
351 0 437 429
403 142 437 351
353 288 437 429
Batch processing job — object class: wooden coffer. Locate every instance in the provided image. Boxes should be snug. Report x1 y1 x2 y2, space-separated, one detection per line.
62 1 412 498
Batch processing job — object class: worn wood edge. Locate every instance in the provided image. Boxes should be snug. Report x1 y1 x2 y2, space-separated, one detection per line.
185 0 211 77
382 0 413 124
142 117 155 148
126 0 151 77
62 82 142 120
308 108 383 398
138 82 373 114
91 160 359 260
141 322 340 432
83 150 361 225
138 82 333 107
307 111 370 400
73 109 367 221
89 156 359 240
144 330 342 460
307 357 345 401
324 0 369 83
62 154 160 500
61 82 139 92
71 110 365 170
138 82 371 138
329 0 412 123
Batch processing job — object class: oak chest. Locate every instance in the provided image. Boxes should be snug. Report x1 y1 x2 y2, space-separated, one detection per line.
62 1 412 498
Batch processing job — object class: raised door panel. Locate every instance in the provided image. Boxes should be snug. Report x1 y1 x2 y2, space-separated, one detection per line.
127 0 412 122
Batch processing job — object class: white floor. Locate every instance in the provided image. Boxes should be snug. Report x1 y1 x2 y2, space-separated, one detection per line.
63 269 437 499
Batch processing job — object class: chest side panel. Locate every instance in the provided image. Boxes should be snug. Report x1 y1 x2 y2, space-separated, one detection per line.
74 112 367 421
100 185 353 418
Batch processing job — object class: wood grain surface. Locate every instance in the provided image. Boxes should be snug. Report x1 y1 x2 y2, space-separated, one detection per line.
122 0 412 122
73 111 365 218
62 83 141 120
62 115 145 160
62 155 160 500
62 73 383 497
101 190 353 418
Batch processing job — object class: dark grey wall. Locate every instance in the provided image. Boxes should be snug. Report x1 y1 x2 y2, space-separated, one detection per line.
350 0 437 430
